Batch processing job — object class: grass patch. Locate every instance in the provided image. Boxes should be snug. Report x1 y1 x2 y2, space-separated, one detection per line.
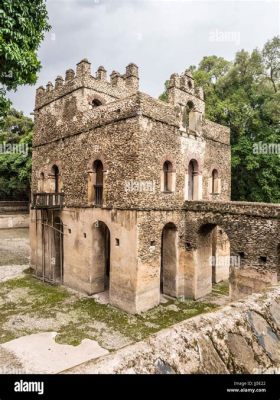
54 296 217 346
0 275 225 349
3 275 70 307
212 281 229 296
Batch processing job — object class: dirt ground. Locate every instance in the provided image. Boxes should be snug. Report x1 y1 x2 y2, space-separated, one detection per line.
0 228 30 266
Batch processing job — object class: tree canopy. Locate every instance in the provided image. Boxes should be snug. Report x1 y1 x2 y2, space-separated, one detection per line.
0 0 50 124
0 108 33 200
0 0 49 200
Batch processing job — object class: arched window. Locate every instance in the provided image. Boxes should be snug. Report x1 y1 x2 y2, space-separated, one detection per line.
185 101 194 127
188 159 198 200
212 169 219 194
51 165 59 193
39 172 45 192
163 161 173 192
92 99 103 108
93 160 103 206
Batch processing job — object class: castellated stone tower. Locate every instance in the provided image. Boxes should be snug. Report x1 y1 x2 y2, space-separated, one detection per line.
30 58 233 313
30 58 279 315
35 58 139 114
166 70 205 133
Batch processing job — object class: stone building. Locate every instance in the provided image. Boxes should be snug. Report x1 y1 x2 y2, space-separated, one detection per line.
30 59 280 313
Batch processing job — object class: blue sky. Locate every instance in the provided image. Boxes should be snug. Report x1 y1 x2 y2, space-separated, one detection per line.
8 0 280 116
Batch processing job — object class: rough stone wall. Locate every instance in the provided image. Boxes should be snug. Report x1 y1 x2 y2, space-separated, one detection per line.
32 98 231 209
33 92 140 147
184 201 280 266
0 202 29 229
183 201 280 299
65 286 280 374
32 96 143 208
203 119 230 145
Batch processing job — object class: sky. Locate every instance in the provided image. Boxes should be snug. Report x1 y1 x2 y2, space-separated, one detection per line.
7 0 280 116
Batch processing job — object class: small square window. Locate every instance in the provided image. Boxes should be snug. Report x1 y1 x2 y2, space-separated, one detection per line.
84 233 87 238
115 238 120 246
68 229 71 234
150 241 156 247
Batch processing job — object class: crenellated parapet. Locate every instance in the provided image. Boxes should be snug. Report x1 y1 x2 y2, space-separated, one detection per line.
35 59 139 110
96 65 107 80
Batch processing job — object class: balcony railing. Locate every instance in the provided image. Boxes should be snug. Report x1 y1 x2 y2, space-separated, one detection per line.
94 185 103 206
32 192 64 209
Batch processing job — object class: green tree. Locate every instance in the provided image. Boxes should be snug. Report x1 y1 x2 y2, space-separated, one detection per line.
159 36 280 203
0 109 33 200
0 0 50 124
262 36 280 93
159 80 170 102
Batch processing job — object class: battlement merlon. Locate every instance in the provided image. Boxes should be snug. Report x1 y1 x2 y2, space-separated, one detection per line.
34 59 139 110
166 70 205 114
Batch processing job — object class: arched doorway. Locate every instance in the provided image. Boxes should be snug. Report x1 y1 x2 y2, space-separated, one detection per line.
53 217 64 283
92 221 111 291
211 226 230 283
41 214 64 283
188 159 199 200
160 222 178 297
197 224 230 297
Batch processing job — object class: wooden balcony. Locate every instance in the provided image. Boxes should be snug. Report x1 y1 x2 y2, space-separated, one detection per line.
32 192 64 210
